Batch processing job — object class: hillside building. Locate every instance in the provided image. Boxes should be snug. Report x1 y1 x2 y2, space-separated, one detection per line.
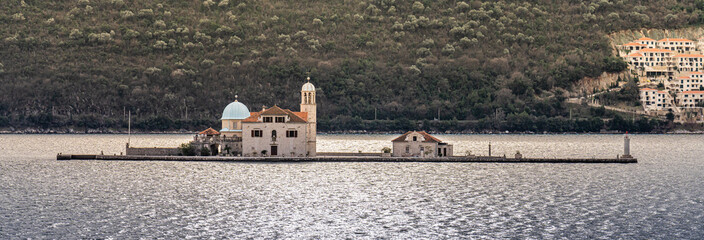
677 91 704 108
640 88 672 112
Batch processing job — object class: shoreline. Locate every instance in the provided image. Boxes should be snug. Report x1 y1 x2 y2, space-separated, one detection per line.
2 129 703 134
57 154 638 164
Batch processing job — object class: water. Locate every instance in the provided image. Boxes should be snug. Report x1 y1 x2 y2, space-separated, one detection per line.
1 134 703 239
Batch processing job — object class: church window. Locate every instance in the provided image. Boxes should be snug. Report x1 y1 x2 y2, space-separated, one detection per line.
272 130 277 141
263 117 273 123
252 130 262 137
413 136 417 141
286 130 298 138
275 117 285 123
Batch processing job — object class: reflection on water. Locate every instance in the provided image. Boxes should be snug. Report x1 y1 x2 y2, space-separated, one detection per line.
1 134 703 238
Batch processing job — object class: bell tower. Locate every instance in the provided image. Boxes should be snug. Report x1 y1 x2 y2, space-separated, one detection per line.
300 77 316 156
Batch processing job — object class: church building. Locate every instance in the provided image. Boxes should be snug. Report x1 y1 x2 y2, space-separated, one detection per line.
215 79 317 157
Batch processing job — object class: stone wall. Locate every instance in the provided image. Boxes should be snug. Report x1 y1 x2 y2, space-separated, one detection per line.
126 147 180 156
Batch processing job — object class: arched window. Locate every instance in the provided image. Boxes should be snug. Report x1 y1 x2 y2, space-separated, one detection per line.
272 130 277 141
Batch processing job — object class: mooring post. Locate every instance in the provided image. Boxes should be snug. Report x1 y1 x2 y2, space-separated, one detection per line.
489 142 492 156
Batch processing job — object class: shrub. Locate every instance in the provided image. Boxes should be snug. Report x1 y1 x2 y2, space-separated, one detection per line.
78 0 90 6
412 2 425 12
278 34 291 43
45 18 55 24
218 0 229 7
214 38 224 46
388 6 397 14
392 21 403 30
416 47 432 57
421 38 435 47
110 0 124 6
441 44 455 55
124 29 140 39
228 35 242 45
457 2 470 11
201 59 215 67
153 40 168 49
88 33 113 43
203 0 216 8
120 10 134 19
138 9 153 17
313 18 323 26
12 13 25 21
353 14 364 22
294 30 307 38
178 143 196 156
144 67 162 74
232 61 241 66
409 65 422 75
154 20 166 28
200 147 211 156
69 29 82 39
255 34 267 42
382 147 391 153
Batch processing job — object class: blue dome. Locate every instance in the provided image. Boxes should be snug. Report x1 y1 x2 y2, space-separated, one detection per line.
221 100 250 120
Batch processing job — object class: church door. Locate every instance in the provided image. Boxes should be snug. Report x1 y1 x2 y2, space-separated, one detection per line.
271 146 278 156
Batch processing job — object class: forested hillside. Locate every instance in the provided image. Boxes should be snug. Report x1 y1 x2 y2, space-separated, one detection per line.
1 0 703 131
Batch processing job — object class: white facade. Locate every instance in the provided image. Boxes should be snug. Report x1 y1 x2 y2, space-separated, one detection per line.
301 80 317 156
677 91 704 108
676 73 704 92
391 131 453 157
242 118 308 157
635 37 657 48
240 80 317 157
640 88 671 111
674 54 704 72
658 38 695 53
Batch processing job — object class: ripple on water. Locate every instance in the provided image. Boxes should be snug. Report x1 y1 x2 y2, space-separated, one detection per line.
1 134 704 238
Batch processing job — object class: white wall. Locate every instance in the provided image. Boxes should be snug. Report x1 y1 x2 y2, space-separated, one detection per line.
242 122 308 157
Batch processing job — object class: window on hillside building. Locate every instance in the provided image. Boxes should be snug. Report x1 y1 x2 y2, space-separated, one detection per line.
405 145 409 153
272 130 277 142
413 136 417 141
263 117 273 123
252 130 262 137
275 117 285 123
286 130 298 138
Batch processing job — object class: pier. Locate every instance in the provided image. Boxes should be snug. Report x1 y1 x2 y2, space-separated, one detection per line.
56 154 637 163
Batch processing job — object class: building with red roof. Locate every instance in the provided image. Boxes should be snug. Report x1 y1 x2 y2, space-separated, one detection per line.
391 131 453 157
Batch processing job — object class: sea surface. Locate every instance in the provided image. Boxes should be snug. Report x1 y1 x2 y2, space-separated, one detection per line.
1 134 703 239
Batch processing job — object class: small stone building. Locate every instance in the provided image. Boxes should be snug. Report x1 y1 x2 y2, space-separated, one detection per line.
392 131 453 157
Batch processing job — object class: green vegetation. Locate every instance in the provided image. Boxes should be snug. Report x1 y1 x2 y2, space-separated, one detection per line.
178 142 196 156
0 0 700 132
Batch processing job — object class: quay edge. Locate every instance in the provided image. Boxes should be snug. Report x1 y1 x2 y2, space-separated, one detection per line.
56 154 637 164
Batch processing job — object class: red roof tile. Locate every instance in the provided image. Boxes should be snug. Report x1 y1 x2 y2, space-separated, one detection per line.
199 127 220 135
392 131 443 143
242 106 307 123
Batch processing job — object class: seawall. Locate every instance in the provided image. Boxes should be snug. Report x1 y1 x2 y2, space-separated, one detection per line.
56 154 637 163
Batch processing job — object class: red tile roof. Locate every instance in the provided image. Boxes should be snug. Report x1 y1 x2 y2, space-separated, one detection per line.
242 106 307 123
679 76 691 79
690 72 704 74
199 127 220 135
639 48 673 53
681 91 704 94
637 37 655 41
392 131 443 143
640 88 657 91
627 53 643 57
658 38 693 42
623 42 646 46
